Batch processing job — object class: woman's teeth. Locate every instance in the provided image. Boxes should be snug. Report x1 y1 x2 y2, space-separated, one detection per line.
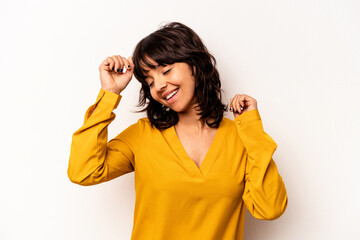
166 88 179 100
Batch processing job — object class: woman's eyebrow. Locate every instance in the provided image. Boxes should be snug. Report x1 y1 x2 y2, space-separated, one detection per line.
143 64 166 74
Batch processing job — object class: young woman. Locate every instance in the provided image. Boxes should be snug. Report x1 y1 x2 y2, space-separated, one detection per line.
67 21 288 240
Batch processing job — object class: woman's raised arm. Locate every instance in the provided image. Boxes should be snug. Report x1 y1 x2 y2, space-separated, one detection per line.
67 55 136 186
67 88 137 186
235 109 288 220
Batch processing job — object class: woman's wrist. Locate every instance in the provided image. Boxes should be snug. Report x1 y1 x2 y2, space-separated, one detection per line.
101 87 122 95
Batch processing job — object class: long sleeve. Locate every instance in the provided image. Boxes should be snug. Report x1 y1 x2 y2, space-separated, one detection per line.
235 109 288 220
67 88 136 186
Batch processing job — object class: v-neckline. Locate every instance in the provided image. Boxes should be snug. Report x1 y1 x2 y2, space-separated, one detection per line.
162 117 228 178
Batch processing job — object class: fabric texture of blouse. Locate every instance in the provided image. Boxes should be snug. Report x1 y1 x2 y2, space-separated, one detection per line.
67 88 288 240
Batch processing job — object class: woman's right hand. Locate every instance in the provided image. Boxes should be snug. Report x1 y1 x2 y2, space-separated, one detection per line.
99 55 134 95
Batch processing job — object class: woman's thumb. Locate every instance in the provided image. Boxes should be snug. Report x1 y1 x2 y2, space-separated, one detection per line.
123 56 134 77
128 56 134 69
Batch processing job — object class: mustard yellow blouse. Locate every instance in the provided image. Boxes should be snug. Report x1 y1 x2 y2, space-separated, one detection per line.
67 88 288 240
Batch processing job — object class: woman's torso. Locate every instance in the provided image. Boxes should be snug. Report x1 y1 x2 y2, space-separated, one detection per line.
173 124 218 169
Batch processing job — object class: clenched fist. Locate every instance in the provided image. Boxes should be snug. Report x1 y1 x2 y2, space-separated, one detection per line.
229 94 258 118
98 55 134 95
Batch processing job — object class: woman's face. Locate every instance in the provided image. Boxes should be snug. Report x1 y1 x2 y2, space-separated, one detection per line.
143 58 197 113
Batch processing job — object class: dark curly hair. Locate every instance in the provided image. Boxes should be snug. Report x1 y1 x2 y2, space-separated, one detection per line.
131 21 228 130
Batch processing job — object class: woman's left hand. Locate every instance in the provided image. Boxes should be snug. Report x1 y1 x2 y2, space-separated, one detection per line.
230 94 258 118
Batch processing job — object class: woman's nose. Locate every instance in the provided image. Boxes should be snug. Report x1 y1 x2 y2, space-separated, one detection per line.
155 77 168 91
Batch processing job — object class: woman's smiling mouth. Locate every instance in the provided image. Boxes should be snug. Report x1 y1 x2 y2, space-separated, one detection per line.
165 88 179 103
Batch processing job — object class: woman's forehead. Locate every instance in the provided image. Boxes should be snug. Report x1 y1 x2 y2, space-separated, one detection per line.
142 55 157 65
141 57 165 72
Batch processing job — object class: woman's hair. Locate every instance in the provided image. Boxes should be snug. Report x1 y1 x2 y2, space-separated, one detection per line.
131 21 228 130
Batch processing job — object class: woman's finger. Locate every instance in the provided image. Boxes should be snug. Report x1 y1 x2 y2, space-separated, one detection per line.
111 55 119 72
230 97 234 112
106 57 115 72
122 56 131 70
128 56 134 68
238 95 244 109
113 55 122 73
235 95 242 114
118 55 125 72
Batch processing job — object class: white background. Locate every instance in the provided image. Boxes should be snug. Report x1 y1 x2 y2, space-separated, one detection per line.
1 0 359 239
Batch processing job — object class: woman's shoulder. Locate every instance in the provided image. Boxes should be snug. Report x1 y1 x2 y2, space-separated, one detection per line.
221 116 237 127
137 117 152 129
125 117 150 131
222 116 234 123
113 117 154 150
219 116 241 134
132 117 160 133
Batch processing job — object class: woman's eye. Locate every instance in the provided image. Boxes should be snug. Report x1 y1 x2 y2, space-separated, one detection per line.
148 68 172 87
163 69 171 74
